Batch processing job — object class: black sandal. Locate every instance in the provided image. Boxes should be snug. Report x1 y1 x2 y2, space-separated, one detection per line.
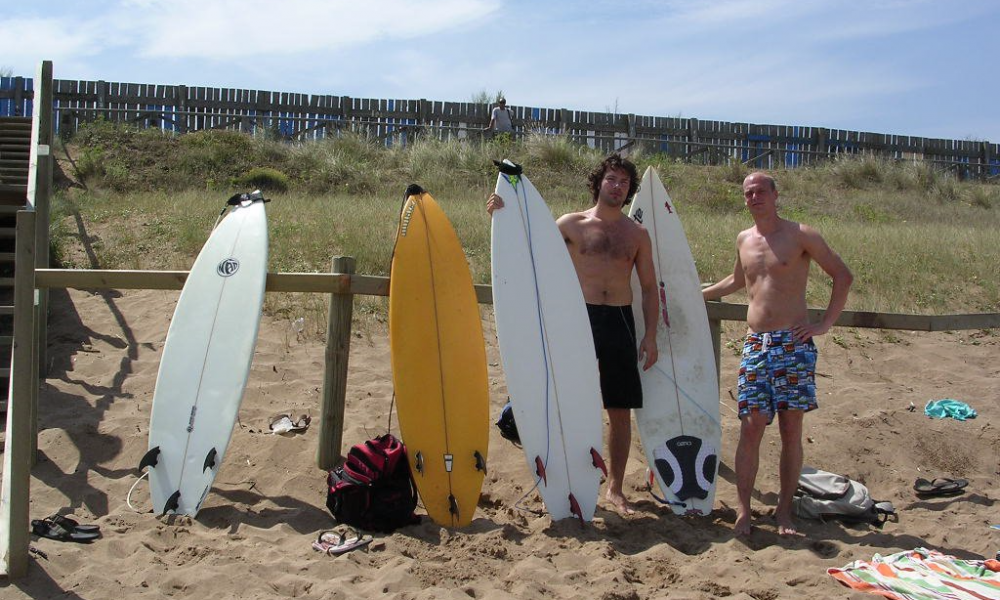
31 518 101 543
913 477 968 497
48 514 101 534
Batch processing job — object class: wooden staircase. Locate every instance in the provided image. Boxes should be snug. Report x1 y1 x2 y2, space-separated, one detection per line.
0 116 31 411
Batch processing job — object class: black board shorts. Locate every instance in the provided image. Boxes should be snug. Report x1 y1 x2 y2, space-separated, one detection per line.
586 304 643 410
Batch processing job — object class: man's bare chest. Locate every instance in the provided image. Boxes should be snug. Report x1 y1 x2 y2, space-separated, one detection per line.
741 236 807 278
576 225 638 262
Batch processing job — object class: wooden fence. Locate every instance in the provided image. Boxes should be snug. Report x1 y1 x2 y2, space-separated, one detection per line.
2 75 998 178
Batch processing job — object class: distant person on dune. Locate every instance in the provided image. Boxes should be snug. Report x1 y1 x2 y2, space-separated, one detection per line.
702 171 853 537
485 97 514 136
488 154 659 515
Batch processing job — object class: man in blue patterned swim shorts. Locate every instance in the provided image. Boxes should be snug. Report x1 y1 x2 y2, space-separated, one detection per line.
703 172 852 537
738 330 818 419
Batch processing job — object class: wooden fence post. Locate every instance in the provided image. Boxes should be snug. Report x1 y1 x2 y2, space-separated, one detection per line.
689 118 700 160
0 209 37 579
708 314 722 389
981 141 993 181
560 109 571 137
816 128 829 164
29 61 53 383
97 80 108 121
176 85 188 133
418 99 430 126
317 256 355 470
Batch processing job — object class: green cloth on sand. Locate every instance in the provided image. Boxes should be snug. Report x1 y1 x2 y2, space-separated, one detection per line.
924 399 977 421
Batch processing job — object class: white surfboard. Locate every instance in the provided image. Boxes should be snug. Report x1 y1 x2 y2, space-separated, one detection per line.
490 161 606 522
142 192 268 516
629 167 721 516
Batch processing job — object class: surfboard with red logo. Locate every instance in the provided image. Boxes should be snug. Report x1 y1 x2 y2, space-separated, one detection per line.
629 167 720 516
490 160 606 522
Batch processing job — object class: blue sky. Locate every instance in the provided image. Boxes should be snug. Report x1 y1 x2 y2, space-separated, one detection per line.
4 0 999 142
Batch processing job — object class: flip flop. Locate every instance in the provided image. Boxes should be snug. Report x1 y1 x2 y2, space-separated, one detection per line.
31 518 102 543
311 527 373 556
48 514 101 534
913 477 969 496
269 413 311 435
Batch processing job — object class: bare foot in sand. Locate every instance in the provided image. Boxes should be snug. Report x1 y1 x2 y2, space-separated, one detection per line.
776 514 802 536
606 491 635 515
734 512 753 536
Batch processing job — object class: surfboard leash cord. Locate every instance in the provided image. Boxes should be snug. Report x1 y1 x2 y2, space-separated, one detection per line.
126 471 152 514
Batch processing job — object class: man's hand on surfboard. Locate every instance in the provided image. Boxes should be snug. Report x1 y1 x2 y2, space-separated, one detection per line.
486 193 505 215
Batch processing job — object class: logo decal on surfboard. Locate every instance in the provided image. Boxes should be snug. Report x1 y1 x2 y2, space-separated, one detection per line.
659 282 670 327
186 406 197 432
400 200 416 236
633 208 644 224
217 258 240 277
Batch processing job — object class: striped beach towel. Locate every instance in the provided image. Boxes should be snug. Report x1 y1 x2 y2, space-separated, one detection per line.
828 548 1000 600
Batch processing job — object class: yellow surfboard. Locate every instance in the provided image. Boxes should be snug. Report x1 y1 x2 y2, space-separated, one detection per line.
389 185 489 528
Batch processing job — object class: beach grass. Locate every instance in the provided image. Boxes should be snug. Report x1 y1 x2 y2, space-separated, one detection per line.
50 125 1000 334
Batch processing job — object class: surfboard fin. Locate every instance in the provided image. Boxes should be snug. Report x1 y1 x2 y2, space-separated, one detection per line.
203 448 218 472
163 490 181 514
493 159 523 176
474 450 487 475
534 456 547 485
568 493 584 524
448 495 459 517
590 448 608 477
414 451 425 475
139 447 161 471
404 184 425 199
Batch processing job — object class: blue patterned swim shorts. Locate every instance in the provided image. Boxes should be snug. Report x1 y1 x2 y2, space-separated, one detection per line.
737 330 818 422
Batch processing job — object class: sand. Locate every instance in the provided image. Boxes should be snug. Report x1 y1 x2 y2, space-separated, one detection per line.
2 287 998 599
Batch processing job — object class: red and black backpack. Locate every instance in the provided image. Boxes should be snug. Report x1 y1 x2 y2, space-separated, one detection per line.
325 434 420 532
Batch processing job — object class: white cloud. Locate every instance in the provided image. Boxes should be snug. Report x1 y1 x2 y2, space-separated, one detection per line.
661 0 816 29
121 0 500 59
0 18 103 68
